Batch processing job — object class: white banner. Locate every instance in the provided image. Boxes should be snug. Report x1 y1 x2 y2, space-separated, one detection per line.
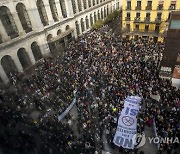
113 96 141 149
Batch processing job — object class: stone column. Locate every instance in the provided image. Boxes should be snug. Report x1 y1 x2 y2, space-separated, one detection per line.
44 0 54 25
27 8 44 31
0 64 9 84
11 53 23 72
0 19 11 42
81 0 84 11
55 0 63 20
12 12 26 36
65 0 74 18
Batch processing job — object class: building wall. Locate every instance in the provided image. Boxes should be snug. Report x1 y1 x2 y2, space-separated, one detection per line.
122 0 180 41
0 0 122 84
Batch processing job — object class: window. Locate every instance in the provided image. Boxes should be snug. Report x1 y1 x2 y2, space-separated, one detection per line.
135 24 139 31
146 1 152 10
37 0 49 26
0 6 19 39
83 0 87 9
16 3 32 33
88 0 92 7
158 1 163 10
136 1 141 10
145 13 150 21
126 12 130 20
49 0 59 22
157 13 162 20
145 25 149 31
126 24 130 31
127 1 131 10
136 12 140 18
71 0 77 14
77 0 82 12
169 1 176 10
59 0 67 18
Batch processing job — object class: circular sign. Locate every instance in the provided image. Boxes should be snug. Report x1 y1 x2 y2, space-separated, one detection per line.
122 116 134 126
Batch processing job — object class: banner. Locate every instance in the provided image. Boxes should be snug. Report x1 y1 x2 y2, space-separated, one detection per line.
58 90 77 121
113 96 141 149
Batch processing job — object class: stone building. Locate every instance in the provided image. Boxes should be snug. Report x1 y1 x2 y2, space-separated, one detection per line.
0 0 121 84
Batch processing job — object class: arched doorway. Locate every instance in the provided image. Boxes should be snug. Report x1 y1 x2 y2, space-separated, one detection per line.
49 0 59 22
17 48 32 69
90 14 93 26
31 42 43 61
36 0 49 26
101 8 103 19
1 55 17 77
104 7 107 18
75 21 80 36
85 16 89 29
0 6 19 39
16 3 32 33
81 18 85 32
98 10 100 20
94 12 97 23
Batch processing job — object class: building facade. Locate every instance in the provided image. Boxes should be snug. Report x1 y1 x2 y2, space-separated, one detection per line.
0 0 121 84
122 0 180 42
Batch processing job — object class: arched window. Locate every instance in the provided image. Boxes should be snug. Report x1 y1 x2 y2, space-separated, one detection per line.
77 0 82 12
85 16 89 29
60 0 67 18
94 12 97 23
83 0 87 9
88 0 91 7
107 5 109 15
93 0 96 6
36 0 49 26
47 34 53 42
57 29 62 35
97 0 99 5
101 8 104 19
90 14 93 26
98 10 100 20
49 0 59 22
17 48 32 69
0 6 19 39
66 25 70 30
75 21 80 36
1 55 17 77
71 0 77 14
31 42 43 61
104 7 107 18
81 18 85 32
16 3 32 33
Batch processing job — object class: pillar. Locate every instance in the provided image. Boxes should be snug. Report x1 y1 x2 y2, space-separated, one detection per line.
44 0 54 25
65 0 74 17
12 12 26 36
11 53 23 72
0 64 9 84
26 6 44 31
55 0 63 20
0 19 11 42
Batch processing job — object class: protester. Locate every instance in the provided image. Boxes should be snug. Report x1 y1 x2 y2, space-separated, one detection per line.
0 25 179 154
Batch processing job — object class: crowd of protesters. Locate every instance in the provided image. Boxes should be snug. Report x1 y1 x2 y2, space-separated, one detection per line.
0 25 179 154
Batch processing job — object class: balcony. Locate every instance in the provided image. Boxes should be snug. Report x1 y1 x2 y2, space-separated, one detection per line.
126 7 131 10
134 17 141 23
125 17 131 21
131 29 160 36
157 5 163 10
169 6 176 10
144 17 150 22
146 6 152 10
135 6 141 10
155 18 162 23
